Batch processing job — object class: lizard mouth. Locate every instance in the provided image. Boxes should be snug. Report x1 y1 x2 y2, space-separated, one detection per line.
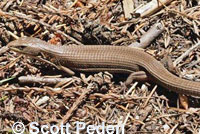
9 45 60 71
9 45 42 57
9 46 29 55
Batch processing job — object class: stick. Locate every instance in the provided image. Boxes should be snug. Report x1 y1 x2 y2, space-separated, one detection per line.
129 23 165 48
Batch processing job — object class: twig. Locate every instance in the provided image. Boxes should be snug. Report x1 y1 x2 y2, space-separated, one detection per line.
169 124 179 134
0 10 84 45
0 86 47 92
26 95 48 113
0 46 9 55
0 76 15 85
129 23 165 48
60 83 96 124
122 0 134 19
18 76 73 85
173 42 200 67
168 9 196 20
135 0 173 17
7 31 19 39
0 55 23 71
143 85 157 107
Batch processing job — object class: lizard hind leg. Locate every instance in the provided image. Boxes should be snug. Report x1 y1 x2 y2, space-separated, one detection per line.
125 71 148 86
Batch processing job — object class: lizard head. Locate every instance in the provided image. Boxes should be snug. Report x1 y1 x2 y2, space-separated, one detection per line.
7 37 62 69
7 37 49 56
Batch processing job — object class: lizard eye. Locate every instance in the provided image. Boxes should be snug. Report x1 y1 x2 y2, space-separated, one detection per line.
18 46 28 50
